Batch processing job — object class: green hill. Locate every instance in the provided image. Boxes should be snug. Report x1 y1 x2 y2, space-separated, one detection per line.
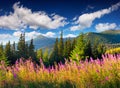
84 30 120 44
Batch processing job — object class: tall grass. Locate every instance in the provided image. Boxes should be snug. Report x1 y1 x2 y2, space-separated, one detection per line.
1 54 120 88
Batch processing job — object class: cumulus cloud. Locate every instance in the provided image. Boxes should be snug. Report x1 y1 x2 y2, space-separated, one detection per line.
42 32 55 37
0 34 12 39
95 23 117 32
70 2 120 31
0 34 17 44
64 34 77 38
0 31 56 44
0 2 67 30
13 31 55 38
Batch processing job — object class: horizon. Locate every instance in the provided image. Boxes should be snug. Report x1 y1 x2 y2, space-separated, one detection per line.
0 0 120 44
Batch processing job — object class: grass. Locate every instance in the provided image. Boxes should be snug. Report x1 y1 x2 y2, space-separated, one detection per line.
1 54 120 88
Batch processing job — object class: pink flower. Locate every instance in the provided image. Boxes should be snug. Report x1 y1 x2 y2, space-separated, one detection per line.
96 70 99 73
105 76 109 81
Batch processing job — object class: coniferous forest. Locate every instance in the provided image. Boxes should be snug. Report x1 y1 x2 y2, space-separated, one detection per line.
1 0 120 88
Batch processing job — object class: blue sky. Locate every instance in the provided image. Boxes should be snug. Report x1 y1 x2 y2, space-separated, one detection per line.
0 0 120 44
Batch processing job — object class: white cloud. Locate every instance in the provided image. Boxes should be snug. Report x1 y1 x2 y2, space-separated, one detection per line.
0 34 17 44
0 34 12 39
0 2 67 30
13 31 22 37
0 31 56 44
64 34 77 38
13 31 55 38
0 13 22 30
26 31 41 38
95 23 117 32
42 32 56 37
70 2 120 31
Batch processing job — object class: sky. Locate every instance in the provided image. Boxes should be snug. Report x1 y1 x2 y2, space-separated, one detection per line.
0 0 120 44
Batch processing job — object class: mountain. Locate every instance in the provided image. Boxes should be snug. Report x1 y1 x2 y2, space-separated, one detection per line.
84 30 120 44
28 30 120 50
27 35 56 50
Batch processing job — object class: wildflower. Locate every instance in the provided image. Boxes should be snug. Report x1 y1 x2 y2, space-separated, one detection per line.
13 72 17 79
105 76 109 81
96 69 99 73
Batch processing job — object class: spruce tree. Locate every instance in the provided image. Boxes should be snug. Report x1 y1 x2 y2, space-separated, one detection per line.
58 31 64 62
25 43 29 58
37 48 43 59
71 34 87 61
43 48 49 66
5 41 12 63
85 40 92 59
17 33 26 58
49 38 59 64
29 39 35 59
11 42 17 64
0 43 8 64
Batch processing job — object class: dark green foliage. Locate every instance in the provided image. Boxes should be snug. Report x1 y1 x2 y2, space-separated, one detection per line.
49 38 59 65
0 43 8 64
4 41 12 63
29 39 36 59
11 42 17 64
58 31 64 62
37 48 43 59
92 38 106 59
17 33 26 58
64 38 72 59
43 48 49 66
0 33 37 65
71 34 92 61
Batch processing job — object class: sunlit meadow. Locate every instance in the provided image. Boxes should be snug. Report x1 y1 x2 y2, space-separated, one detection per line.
1 54 120 88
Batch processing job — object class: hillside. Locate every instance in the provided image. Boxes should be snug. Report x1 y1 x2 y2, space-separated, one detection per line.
27 35 56 50
26 30 120 50
84 30 120 44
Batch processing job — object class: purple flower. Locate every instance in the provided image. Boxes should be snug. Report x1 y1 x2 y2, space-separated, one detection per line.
105 76 109 81
96 70 99 73
13 72 17 79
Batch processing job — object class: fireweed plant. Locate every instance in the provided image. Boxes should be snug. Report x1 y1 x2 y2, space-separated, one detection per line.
0 54 120 88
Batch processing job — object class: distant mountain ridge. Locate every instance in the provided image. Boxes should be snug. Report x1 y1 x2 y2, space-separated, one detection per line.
27 30 120 50
84 30 120 44
27 35 56 50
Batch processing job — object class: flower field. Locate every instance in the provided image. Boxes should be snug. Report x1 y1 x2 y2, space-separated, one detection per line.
1 54 120 88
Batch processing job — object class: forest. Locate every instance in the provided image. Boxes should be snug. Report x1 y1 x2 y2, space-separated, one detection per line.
0 32 106 66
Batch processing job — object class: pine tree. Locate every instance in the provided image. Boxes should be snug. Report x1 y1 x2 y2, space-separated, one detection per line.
43 48 49 66
71 34 87 61
49 38 59 64
92 38 99 59
11 42 17 64
67 38 72 58
64 38 72 59
25 43 29 58
17 33 26 58
0 43 8 64
71 38 76 50
37 48 43 59
58 31 64 62
64 39 68 58
5 41 12 63
29 39 35 59
97 43 105 59
85 40 92 59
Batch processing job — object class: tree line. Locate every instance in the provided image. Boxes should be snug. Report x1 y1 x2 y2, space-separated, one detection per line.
0 33 36 64
37 32 106 66
0 32 106 65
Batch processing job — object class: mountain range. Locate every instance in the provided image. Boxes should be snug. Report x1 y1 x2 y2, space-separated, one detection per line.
28 30 120 50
